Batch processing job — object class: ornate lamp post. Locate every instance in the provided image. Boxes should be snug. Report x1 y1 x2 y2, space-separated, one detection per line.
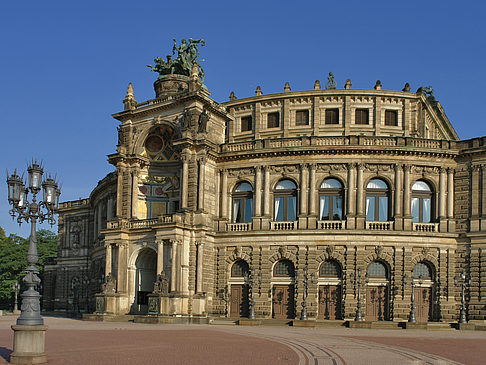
244 269 261 320
7 161 60 364
12 281 20 313
350 268 368 322
299 266 315 321
454 271 471 324
404 274 423 323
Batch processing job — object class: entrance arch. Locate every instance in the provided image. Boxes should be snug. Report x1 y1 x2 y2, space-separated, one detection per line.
133 248 156 314
366 261 390 321
229 260 250 318
272 259 296 319
412 261 435 322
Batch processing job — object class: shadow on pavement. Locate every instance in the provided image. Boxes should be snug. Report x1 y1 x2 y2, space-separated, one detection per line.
0 347 12 362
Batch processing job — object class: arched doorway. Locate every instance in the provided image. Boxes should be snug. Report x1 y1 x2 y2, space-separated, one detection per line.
412 261 435 322
318 260 343 320
366 261 389 321
134 248 156 314
229 260 249 318
272 259 295 319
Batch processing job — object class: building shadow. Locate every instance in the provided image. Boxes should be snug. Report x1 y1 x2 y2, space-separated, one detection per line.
0 347 12 362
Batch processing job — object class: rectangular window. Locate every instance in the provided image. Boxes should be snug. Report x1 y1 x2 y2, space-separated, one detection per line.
295 110 309 126
366 196 375 221
325 109 339 124
385 110 398 126
378 196 388 221
267 112 279 128
241 116 252 132
320 196 330 220
333 196 343 220
355 108 369 125
411 197 419 223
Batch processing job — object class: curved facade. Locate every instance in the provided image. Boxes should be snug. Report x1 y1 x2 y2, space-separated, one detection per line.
43 74 486 323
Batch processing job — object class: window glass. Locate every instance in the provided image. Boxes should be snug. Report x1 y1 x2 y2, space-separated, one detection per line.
295 110 309 126
412 181 431 191
378 196 388 221
320 178 343 189
367 262 387 278
320 260 342 277
367 179 388 189
325 109 339 124
320 196 329 220
385 110 398 126
333 196 343 220
355 108 369 124
244 198 253 222
274 196 285 221
412 262 432 279
241 116 252 132
287 196 297 221
231 260 249 277
274 260 295 277
411 197 420 223
423 198 431 223
366 196 375 221
276 180 297 190
267 112 279 128
235 182 253 192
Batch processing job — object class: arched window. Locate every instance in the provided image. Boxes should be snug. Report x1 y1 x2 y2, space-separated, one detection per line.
232 182 253 223
319 260 342 278
412 262 433 280
274 179 297 221
273 259 295 277
411 181 433 223
231 260 249 277
367 261 388 278
366 179 389 221
319 178 344 221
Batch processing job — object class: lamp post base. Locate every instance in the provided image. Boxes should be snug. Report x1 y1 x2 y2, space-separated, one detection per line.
10 325 47 364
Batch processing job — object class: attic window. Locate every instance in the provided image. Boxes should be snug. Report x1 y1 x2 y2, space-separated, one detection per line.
295 110 309 126
355 108 369 125
267 112 279 128
385 110 398 126
241 116 252 132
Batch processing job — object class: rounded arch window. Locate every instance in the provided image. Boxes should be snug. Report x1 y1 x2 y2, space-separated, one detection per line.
367 261 388 279
232 182 253 223
274 179 297 221
319 178 344 221
231 260 249 277
411 180 433 223
412 262 433 280
366 178 389 222
319 260 342 278
273 259 295 277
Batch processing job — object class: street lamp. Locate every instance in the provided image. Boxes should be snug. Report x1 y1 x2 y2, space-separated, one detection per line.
350 268 368 321
12 281 20 313
7 161 60 325
244 269 261 320
454 271 471 324
404 274 423 323
6 160 60 364
299 266 315 321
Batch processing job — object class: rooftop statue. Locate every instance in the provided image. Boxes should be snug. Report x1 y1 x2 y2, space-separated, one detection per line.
417 86 434 97
148 38 206 81
326 72 336 90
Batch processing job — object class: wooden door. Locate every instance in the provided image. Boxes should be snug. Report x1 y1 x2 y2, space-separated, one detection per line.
366 285 388 321
415 287 432 322
318 285 342 320
272 285 295 319
230 284 249 318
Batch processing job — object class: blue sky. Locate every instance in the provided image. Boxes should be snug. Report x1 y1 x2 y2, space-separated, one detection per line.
1 0 485 236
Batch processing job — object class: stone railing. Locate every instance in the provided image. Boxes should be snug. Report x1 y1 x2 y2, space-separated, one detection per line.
227 222 252 232
270 221 297 230
106 215 173 230
412 222 439 232
59 198 90 209
317 220 344 230
366 221 394 231
221 136 454 154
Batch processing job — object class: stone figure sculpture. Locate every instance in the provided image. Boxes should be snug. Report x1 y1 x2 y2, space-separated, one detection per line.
326 72 336 90
148 38 206 81
417 86 434 97
198 107 210 133
101 274 116 294
153 271 169 295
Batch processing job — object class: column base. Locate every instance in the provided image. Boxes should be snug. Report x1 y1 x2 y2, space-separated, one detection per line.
10 325 47 364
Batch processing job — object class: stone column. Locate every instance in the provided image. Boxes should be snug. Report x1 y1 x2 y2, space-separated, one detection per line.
346 163 356 229
196 241 204 293
105 243 112 277
264 166 271 216
255 166 262 217
157 240 164 275
107 196 113 222
448 168 455 232
471 165 481 231
170 239 177 292
221 169 228 219
394 164 403 230
131 164 140 219
97 202 103 236
117 243 127 293
181 154 189 209
93 207 98 239
439 167 447 232
300 164 308 216
198 156 206 211
309 164 317 216
403 165 412 230
116 162 125 217
356 163 365 229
